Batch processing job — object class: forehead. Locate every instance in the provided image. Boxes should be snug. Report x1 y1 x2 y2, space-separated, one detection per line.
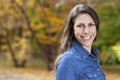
74 13 94 23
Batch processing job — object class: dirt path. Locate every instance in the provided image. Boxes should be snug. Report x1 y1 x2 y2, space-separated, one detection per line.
0 67 54 80
0 70 47 80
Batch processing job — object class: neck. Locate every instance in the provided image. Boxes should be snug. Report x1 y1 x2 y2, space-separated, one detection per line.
83 46 92 54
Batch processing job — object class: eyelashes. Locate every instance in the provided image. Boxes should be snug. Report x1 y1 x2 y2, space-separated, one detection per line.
76 23 95 28
88 23 95 27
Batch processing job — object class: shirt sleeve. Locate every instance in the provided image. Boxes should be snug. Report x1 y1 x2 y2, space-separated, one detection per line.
56 57 76 80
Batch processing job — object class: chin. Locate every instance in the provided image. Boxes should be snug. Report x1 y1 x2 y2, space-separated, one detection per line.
82 42 92 47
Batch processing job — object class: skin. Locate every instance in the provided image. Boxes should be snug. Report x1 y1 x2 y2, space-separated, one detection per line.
73 13 97 54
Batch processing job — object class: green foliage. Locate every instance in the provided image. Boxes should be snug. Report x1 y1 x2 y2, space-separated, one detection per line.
30 38 42 58
95 3 120 64
99 46 119 65
112 42 120 62
95 3 120 47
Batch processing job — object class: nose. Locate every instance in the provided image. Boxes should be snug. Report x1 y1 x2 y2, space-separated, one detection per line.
83 27 89 34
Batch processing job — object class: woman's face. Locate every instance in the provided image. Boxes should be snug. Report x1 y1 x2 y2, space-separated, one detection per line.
74 13 97 49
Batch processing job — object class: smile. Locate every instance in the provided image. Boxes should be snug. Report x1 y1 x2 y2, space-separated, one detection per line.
81 36 91 40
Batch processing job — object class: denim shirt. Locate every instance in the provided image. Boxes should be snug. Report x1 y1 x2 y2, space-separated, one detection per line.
56 40 106 80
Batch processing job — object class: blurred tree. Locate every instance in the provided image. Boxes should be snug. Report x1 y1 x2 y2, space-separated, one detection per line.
0 0 65 70
0 0 31 67
95 2 120 50
0 0 120 69
94 1 120 64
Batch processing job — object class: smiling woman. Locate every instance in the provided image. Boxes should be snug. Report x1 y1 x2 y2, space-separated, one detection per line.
55 4 106 80
74 13 97 53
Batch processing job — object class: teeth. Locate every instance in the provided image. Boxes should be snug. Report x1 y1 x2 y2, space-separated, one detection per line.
82 36 91 39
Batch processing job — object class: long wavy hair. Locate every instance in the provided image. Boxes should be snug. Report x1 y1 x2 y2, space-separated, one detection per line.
55 4 100 66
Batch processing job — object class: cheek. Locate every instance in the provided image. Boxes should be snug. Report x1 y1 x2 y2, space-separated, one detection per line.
92 27 97 35
74 28 81 39
74 27 81 33
74 28 79 35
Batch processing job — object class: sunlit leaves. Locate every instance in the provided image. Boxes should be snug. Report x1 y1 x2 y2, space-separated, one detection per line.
28 1 65 46
112 43 120 62
36 34 50 44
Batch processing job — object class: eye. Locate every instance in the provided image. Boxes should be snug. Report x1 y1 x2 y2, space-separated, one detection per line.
88 23 95 27
77 24 84 27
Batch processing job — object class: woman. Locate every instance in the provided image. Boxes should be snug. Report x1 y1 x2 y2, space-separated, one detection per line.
55 4 106 80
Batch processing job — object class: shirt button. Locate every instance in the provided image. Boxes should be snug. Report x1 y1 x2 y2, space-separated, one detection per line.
98 69 100 71
93 74 97 77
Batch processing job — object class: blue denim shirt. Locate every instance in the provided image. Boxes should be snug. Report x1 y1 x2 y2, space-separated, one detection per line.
56 40 106 80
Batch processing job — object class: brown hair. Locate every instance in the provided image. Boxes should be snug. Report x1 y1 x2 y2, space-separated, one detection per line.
59 4 99 54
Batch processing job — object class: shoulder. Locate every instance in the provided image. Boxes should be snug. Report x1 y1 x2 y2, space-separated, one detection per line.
58 50 75 65
56 51 77 80
57 48 84 67
56 50 85 79
56 49 77 69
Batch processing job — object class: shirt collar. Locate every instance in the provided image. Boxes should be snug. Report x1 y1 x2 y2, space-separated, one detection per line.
71 40 98 59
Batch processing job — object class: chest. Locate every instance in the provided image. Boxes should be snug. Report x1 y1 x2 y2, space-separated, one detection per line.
76 56 106 80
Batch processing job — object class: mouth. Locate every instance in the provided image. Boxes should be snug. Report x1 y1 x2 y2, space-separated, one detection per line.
81 35 92 40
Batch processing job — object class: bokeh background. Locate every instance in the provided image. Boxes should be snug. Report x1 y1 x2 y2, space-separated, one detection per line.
0 0 120 80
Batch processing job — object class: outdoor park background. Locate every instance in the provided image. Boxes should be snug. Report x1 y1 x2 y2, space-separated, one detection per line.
0 0 120 80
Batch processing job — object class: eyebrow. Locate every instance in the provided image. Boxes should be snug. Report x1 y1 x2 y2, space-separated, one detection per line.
76 21 95 24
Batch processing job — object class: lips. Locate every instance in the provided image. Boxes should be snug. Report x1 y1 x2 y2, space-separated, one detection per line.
81 35 92 40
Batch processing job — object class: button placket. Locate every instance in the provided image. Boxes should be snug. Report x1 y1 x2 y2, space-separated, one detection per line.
91 56 102 74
